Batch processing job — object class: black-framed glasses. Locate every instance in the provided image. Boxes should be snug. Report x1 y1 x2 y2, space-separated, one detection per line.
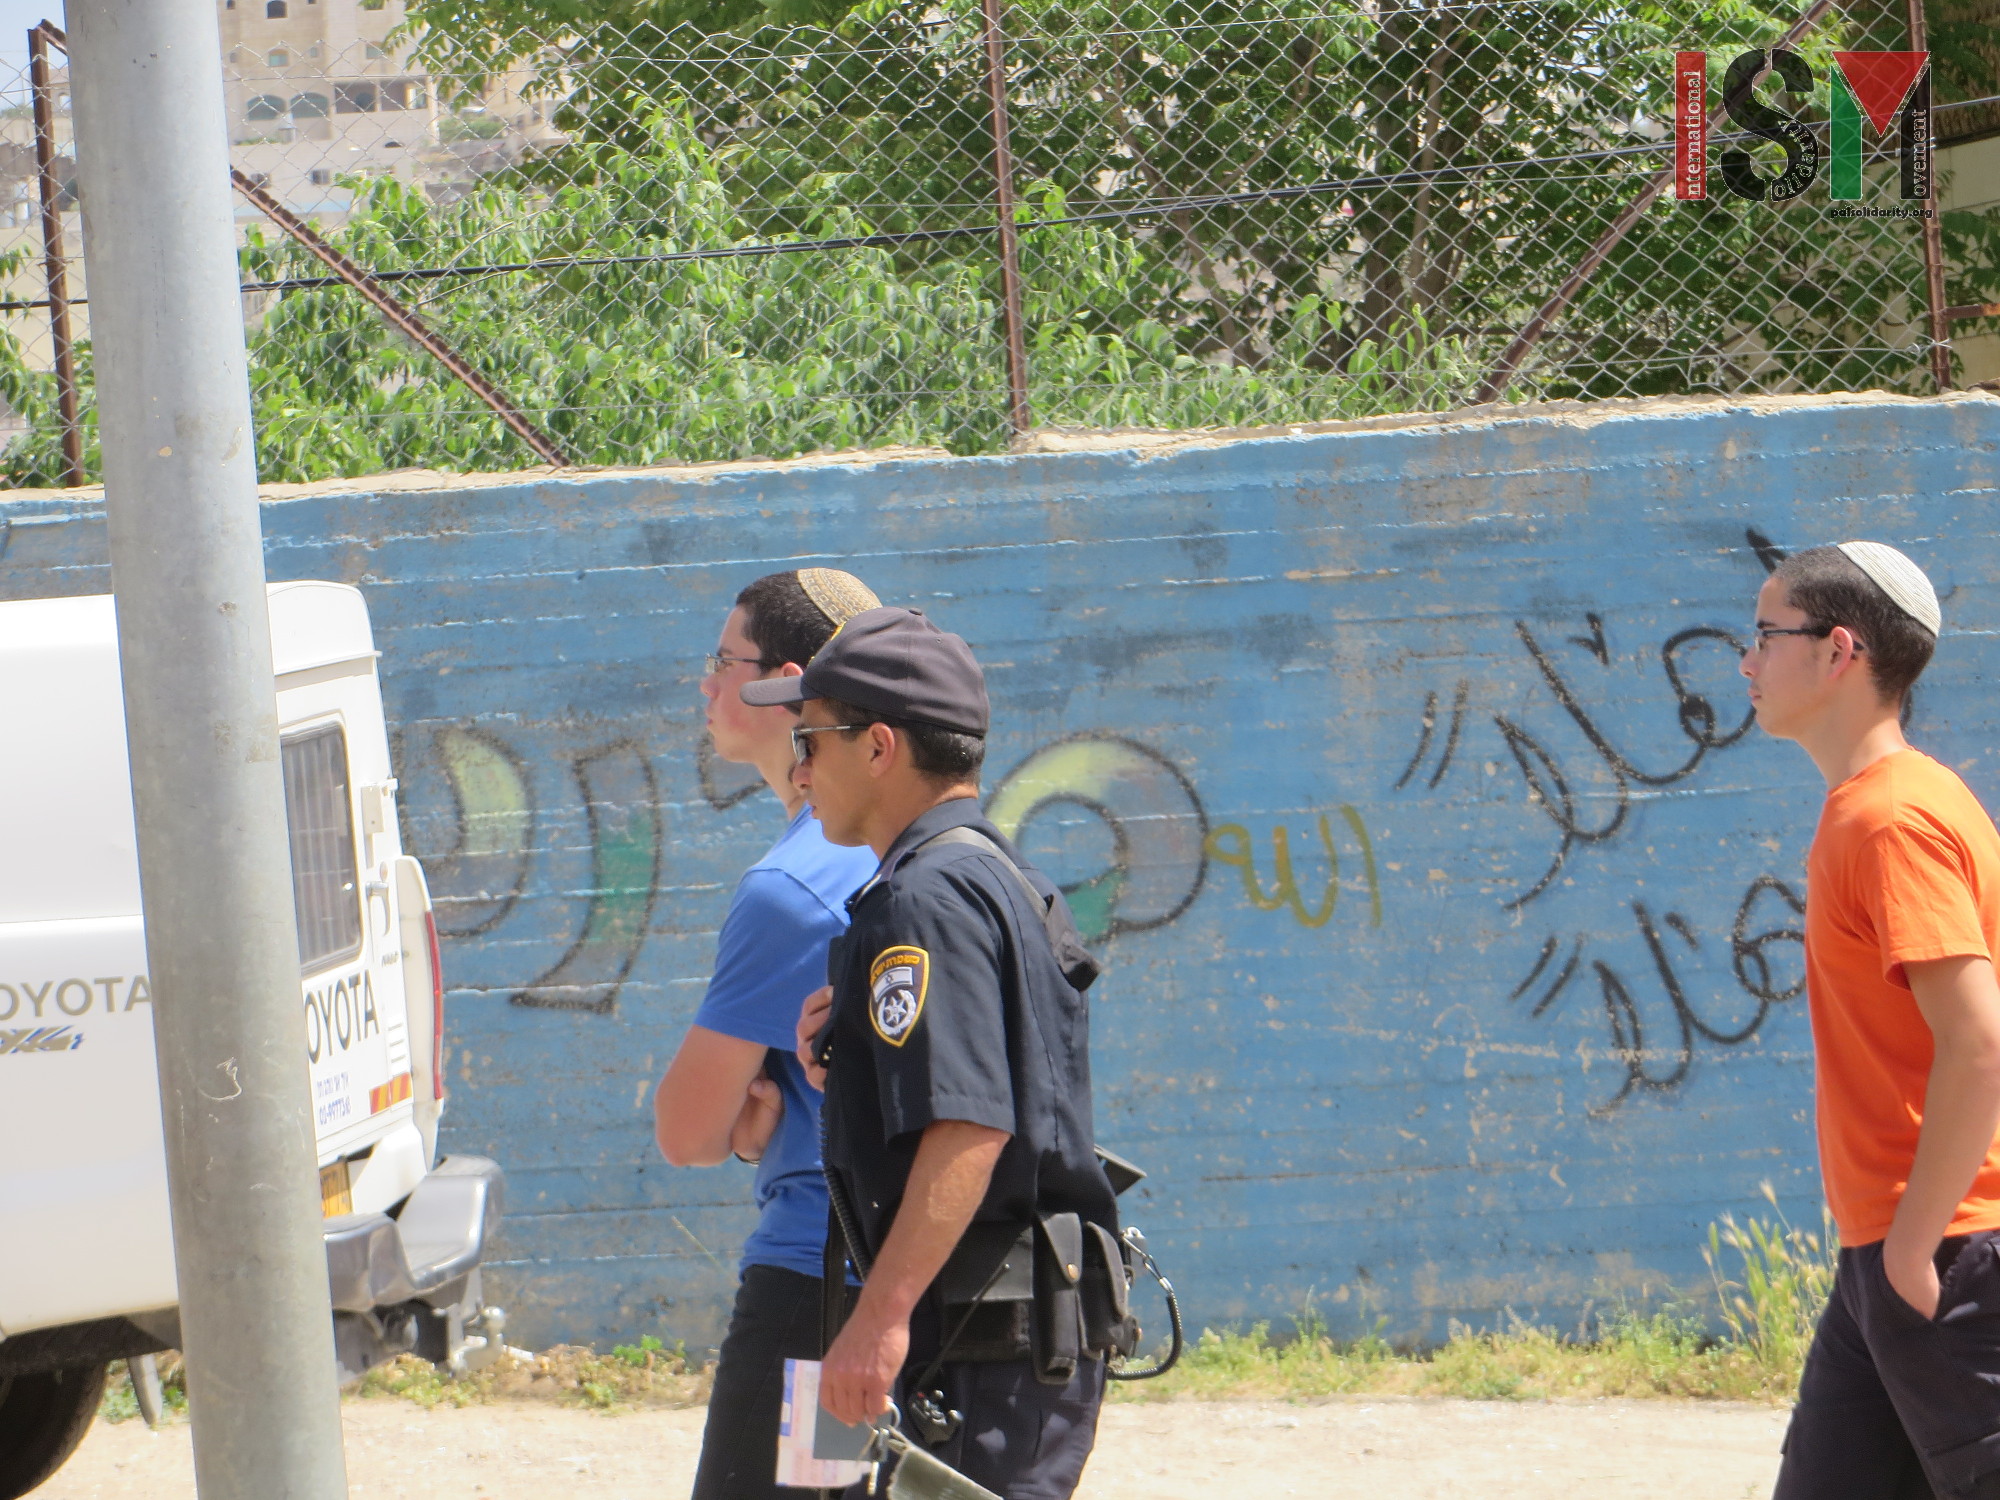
790 723 871 763
704 651 778 676
1752 624 1865 652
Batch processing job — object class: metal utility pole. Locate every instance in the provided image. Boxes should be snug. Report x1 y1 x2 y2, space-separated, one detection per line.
64 4 349 1498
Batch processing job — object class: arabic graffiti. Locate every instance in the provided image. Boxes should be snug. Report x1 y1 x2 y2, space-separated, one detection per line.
1400 581 1806 1113
400 730 661 1015
1510 878 1806 1114
986 733 1209 945
401 724 1207 1012
1204 808 1383 930
414 725 533 937
512 742 662 1016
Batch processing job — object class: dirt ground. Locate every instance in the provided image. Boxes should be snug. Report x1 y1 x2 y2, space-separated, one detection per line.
38 1394 1786 1499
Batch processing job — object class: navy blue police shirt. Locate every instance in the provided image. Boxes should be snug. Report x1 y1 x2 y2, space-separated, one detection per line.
820 796 1116 1262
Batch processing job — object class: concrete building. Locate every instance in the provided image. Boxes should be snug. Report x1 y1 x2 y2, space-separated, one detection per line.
218 0 561 222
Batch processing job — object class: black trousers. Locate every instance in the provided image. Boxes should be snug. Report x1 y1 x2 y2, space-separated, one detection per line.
691 1264 827 1500
1778 1233 2000 1499
848 1355 1105 1500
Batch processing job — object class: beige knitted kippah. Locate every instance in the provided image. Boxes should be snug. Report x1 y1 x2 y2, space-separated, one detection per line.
798 568 881 628
1837 541 1941 637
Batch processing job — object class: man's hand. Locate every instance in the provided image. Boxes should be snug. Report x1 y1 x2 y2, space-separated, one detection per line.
1883 954 2000 1317
818 1300 911 1426
655 1025 771 1167
818 1120 1009 1425
796 985 834 1090
729 1075 783 1163
1883 1241 1943 1319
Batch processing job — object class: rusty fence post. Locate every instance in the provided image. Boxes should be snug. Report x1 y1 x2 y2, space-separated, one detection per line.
981 0 1032 441
1907 0 1953 392
228 170 572 467
30 21 82 486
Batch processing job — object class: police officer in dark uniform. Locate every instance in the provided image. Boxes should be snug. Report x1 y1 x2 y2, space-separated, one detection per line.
742 606 1119 1500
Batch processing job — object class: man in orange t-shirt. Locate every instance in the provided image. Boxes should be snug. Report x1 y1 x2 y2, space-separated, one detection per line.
1746 541 2000 1500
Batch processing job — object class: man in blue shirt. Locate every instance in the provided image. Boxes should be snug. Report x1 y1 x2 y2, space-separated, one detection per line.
655 568 882 1500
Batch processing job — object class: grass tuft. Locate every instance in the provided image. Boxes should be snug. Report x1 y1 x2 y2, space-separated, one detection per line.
94 1195 1837 1418
1112 1190 1836 1406
353 1341 711 1411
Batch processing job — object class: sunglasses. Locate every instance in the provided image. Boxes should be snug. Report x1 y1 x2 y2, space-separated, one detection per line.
790 723 872 763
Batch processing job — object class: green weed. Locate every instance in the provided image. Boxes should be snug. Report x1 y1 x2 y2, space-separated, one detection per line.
94 1199 1838 1418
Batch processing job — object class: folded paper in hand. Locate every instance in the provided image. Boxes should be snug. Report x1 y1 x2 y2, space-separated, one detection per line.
775 1359 874 1489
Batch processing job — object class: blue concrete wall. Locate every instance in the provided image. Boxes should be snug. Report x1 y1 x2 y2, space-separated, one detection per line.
6 392 1997 1355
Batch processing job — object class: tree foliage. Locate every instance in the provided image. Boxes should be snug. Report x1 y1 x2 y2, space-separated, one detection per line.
0 0 1994 485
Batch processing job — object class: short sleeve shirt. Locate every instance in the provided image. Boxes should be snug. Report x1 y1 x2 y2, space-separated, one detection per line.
1806 749 2000 1245
819 798 1116 1260
693 805 878 1278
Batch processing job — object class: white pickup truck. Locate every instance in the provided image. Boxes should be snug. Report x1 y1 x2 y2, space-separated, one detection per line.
0 581 504 1499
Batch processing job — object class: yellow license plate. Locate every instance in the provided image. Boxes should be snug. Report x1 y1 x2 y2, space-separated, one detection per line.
320 1160 352 1218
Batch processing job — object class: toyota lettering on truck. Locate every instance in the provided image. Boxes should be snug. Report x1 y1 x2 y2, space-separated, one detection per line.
0 582 505 1500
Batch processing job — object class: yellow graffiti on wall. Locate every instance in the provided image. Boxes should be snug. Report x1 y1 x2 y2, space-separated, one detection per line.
1205 806 1381 929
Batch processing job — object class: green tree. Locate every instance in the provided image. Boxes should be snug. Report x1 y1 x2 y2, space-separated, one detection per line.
398 0 2000 401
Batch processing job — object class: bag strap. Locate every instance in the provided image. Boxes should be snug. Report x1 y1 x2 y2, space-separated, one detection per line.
915 826 1100 991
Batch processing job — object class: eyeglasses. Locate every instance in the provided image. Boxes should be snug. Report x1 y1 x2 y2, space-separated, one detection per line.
1751 624 1866 652
704 651 778 676
791 724 871 763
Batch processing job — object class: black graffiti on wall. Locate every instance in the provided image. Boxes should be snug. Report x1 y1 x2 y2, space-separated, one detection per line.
1509 876 1805 1114
1395 546 1806 1112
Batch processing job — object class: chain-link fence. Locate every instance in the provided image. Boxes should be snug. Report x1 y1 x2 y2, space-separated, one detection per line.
0 0 1996 487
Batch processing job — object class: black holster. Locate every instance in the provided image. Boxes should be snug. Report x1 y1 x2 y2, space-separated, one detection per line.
1030 1213 1085 1385
929 1214 1138 1384
1079 1221 1142 1361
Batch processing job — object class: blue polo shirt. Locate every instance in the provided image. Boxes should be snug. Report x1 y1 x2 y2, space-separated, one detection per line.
693 805 878 1279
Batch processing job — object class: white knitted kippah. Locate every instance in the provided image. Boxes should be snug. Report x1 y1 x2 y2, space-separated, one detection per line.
1838 541 1941 637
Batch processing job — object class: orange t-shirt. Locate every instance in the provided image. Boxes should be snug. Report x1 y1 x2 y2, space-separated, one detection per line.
1807 748 2000 1246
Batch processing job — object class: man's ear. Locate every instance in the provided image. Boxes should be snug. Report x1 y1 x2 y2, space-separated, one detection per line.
866 721 897 779
776 661 805 680
1827 625 1868 678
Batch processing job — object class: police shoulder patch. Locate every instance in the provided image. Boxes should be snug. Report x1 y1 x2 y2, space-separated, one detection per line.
869 946 930 1047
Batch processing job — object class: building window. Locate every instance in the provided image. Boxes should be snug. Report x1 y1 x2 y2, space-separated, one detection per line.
290 92 330 118
364 43 385 59
267 48 289 66
282 725 362 975
243 172 272 191
246 94 288 121
379 79 425 111
333 82 377 113
265 0 287 16
308 168 331 186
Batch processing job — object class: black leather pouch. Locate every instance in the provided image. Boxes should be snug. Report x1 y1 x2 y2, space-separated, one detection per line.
1080 1221 1140 1357
934 1221 1033 1362
1031 1212 1085 1385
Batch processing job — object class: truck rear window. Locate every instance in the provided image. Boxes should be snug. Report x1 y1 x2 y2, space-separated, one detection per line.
283 725 362 973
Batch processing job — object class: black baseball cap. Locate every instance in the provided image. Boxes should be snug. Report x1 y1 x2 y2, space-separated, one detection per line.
740 606 989 736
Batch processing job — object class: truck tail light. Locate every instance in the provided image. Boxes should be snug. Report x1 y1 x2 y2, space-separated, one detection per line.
425 907 446 1102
